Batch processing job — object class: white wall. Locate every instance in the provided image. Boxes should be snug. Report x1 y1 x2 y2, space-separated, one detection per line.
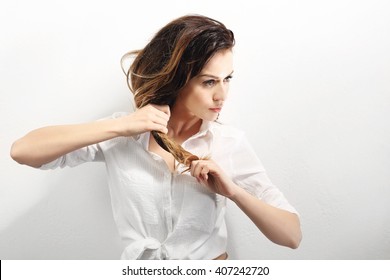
1 0 389 259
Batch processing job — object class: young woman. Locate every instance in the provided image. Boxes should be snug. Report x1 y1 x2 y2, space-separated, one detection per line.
10 15 301 260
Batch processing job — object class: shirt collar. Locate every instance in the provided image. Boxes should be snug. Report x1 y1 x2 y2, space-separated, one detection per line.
133 119 216 149
194 119 213 138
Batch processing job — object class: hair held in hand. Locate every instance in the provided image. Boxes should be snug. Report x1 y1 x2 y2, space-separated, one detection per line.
121 15 235 169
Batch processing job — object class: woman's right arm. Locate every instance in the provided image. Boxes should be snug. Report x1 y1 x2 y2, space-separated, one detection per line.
10 104 170 168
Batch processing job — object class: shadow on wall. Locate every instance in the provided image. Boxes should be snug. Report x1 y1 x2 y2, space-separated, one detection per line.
0 164 123 260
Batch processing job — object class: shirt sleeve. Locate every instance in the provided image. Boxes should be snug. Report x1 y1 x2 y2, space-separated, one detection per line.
39 144 104 170
230 133 299 215
38 112 130 170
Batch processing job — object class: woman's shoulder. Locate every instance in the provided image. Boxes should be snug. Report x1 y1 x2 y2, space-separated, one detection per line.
209 121 245 140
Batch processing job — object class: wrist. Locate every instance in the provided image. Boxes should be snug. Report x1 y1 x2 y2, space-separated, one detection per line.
99 118 125 137
226 183 244 202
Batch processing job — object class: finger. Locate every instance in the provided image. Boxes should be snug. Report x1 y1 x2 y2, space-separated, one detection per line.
194 161 207 180
154 124 168 134
154 112 170 130
145 106 169 124
190 160 197 177
147 119 168 134
190 160 203 178
151 114 168 127
200 166 209 181
155 108 170 122
151 104 171 118
146 108 169 131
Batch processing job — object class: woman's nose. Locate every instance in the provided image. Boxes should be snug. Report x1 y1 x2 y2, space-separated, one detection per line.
213 83 229 101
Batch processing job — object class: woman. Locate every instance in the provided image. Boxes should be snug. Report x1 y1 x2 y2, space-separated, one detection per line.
10 15 301 260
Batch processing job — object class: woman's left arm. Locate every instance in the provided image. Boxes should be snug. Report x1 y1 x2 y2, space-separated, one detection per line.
190 160 302 249
229 185 302 249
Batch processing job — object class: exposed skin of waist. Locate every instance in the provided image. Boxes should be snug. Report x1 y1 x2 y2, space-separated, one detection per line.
213 252 228 260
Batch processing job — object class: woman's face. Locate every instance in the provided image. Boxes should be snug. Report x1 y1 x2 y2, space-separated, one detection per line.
175 49 234 121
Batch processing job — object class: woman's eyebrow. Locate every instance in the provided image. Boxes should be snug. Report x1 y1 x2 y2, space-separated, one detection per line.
198 70 234 79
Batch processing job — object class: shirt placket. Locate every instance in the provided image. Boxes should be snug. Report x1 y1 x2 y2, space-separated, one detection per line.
162 170 174 234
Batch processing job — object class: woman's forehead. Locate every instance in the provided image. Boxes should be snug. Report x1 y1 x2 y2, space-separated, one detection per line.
199 49 234 78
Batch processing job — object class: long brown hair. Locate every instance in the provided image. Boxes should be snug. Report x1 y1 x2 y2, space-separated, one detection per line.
121 15 235 168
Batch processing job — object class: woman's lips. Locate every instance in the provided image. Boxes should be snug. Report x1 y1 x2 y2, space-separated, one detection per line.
209 108 221 113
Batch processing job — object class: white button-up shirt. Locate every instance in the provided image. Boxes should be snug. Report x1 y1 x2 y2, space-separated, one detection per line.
41 112 298 259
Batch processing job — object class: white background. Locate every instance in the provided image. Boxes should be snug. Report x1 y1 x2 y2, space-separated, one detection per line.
1 0 389 259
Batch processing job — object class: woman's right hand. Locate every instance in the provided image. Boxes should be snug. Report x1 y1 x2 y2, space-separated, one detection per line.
10 104 170 167
117 104 170 136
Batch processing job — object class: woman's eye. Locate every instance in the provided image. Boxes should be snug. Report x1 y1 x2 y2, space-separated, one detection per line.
224 75 233 82
203 80 215 87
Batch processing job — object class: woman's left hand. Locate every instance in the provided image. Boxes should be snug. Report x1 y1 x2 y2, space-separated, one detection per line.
190 160 302 249
190 159 238 198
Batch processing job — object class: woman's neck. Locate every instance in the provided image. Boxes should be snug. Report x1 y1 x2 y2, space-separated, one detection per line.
168 108 202 144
